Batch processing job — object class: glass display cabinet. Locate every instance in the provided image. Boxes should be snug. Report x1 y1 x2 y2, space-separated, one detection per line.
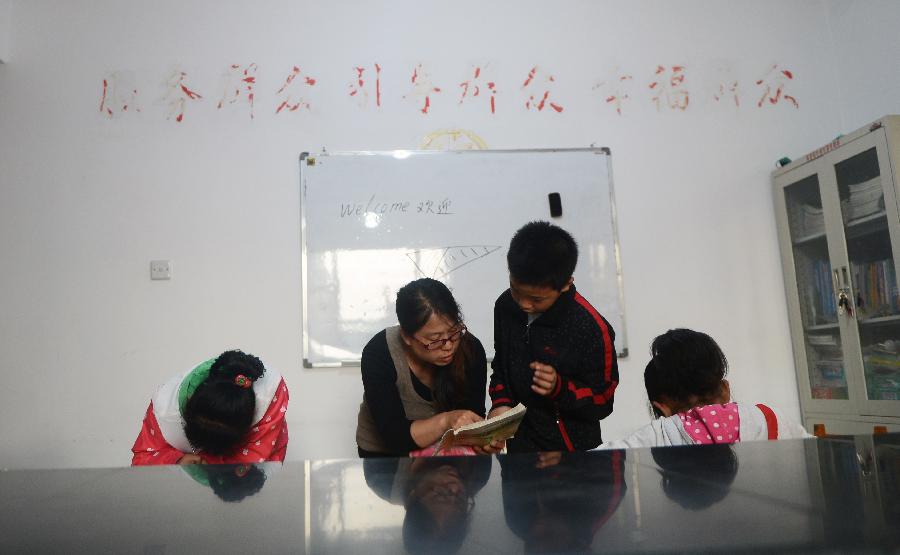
774 116 900 434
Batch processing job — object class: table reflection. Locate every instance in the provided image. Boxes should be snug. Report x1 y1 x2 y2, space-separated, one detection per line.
650 444 738 510
500 450 626 552
2 435 900 553
364 457 492 554
181 462 269 502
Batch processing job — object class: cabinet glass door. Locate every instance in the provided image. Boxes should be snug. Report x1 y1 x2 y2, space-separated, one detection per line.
833 136 900 409
784 173 849 401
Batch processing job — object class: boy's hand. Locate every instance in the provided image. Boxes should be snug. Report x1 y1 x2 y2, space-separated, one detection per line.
473 438 505 455
530 361 558 396
535 451 563 469
478 407 512 454
487 405 512 419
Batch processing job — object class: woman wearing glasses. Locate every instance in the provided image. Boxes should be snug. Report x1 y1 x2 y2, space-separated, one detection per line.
356 278 488 457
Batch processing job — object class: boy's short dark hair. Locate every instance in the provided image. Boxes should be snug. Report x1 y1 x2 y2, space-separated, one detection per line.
507 221 578 290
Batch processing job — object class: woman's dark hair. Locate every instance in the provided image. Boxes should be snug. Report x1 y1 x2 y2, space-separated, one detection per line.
203 463 268 502
396 278 472 412
402 496 470 555
402 459 476 555
644 329 728 418
507 220 578 290
183 350 266 455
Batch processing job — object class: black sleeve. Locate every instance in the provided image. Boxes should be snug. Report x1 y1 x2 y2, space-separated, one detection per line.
551 314 618 421
464 335 488 417
360 331 419 453
362 458 400 502
489 293 517 410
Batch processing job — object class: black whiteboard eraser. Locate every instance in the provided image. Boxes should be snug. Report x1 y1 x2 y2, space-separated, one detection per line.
548 192 562 217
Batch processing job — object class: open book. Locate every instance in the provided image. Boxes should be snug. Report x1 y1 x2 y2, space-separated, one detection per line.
436 404 527 454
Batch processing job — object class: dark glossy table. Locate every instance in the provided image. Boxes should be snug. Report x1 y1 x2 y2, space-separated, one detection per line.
2 434 898 554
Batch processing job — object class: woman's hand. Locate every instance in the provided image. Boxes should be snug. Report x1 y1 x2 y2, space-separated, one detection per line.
412 410 482 449
444 409 483 430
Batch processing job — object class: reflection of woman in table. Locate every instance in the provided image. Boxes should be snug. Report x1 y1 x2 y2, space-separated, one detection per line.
500 451 626 552
363 456 492 554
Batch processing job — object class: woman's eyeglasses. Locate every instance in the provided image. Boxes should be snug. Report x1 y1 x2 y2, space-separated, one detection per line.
414 326 467 351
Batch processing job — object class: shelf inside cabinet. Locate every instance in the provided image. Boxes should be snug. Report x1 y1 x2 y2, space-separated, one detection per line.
845 211 887 240
859 314 900 327
807 323 840 331
793 231 827 246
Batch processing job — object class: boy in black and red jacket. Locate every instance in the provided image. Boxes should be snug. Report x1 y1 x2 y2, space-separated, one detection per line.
487 221 618 452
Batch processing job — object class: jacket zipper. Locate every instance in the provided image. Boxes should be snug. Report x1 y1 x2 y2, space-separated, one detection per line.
556 406 575 452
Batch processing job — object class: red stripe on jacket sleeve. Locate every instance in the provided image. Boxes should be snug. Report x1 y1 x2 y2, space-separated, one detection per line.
549 375 563 398
574 292 614 383
568 380 618 405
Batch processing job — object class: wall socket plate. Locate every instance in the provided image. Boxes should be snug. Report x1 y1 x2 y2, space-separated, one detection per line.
150 260 172 280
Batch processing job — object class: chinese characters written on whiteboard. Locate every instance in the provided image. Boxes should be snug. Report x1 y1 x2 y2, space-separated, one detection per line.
340 195 453 219
99 61 799 121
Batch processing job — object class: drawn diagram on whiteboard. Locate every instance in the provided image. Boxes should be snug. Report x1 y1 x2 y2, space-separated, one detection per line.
407 245 502 279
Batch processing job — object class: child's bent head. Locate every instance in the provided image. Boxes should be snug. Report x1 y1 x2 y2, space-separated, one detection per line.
644 329 729 418
183 350 266 455
507 221 578 291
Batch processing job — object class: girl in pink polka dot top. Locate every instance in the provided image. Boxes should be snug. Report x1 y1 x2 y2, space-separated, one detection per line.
597 329 810 450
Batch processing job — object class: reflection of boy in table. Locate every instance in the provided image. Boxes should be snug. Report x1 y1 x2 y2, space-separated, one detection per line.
488 221 618 453
501 451 626 551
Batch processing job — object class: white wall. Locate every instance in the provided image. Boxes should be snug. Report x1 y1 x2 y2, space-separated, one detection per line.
825 0 900 129
0 0 877 469
0 0 10 63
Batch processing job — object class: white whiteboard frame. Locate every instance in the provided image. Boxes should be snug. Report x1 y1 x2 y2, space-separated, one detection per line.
299 148 628 368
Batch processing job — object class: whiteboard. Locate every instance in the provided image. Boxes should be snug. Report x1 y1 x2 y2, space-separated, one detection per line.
299 149 627 367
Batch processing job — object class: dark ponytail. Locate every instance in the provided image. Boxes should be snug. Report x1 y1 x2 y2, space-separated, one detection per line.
644 329 728 417
396 278 472 412
183 350 266 455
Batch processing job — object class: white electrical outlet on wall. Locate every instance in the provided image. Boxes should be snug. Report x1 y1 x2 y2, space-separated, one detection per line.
150 260 172 280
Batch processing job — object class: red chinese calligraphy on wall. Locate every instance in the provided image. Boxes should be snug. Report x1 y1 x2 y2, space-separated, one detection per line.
458 65 497 114
755 64 798 108
348 64 382 108
521 66 563 113
275 66 317 114
163 70 202 123
593 72 633 116
713 80 740 107
217 63 258 119
99 58 805 122
99 71 140 118
404 63 441 114
649 65 689 111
